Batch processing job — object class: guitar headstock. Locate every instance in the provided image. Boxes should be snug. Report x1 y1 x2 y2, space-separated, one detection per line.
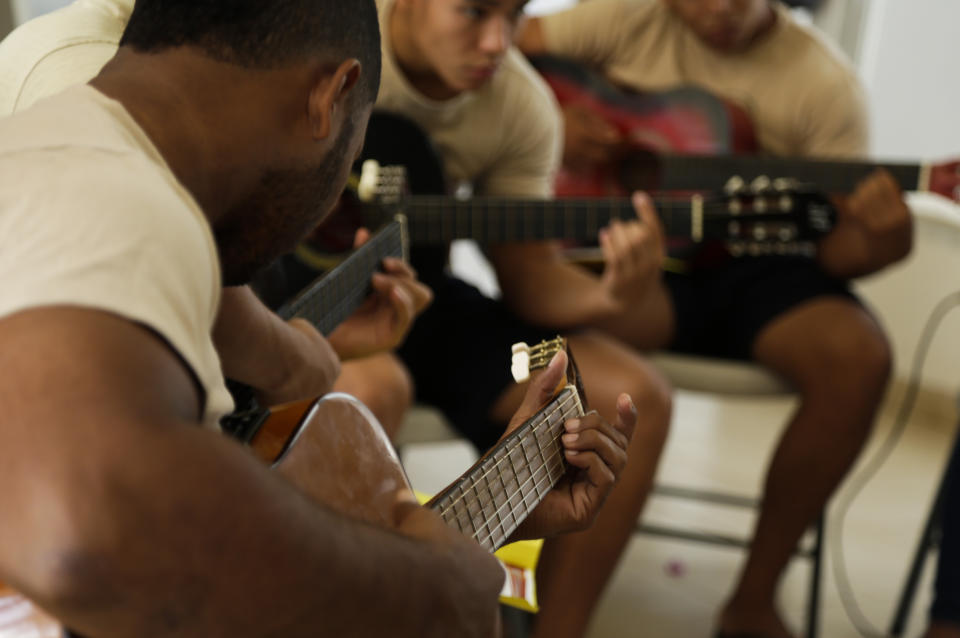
705 175 836 257
511 337 589 409
925 159 960 203
357 160 408 205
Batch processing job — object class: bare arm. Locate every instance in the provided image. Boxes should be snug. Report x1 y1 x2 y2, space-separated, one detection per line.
214 285 341 406
818 169 913 279
515 16 547 56
0 307 501 638
489 194 672 344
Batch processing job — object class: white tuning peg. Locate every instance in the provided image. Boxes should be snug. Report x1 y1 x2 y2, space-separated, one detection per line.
357 159 381 202
511 342 532 383
725 175 746 195
750 175 772 193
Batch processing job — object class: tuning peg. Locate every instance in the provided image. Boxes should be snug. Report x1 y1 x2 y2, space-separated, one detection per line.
728 241 746 257
725 175 747 195
752 226 768 241
778 194 794 212
777 227 796 242
357 160 381 202
750 175 772 194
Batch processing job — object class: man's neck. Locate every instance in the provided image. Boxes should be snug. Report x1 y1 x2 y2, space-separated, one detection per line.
388 5 462 101
89 48 285 226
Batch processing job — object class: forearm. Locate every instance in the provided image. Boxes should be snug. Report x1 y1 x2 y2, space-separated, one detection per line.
490 243 618 329
817 224 913 279
0 420 468 638
215 286 339 404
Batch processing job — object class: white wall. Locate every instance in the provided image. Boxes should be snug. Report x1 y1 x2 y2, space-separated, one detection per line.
859 0 960 160
849 0 960 395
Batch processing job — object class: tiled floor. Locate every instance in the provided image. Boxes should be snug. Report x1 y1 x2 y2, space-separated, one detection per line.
401 387 957 638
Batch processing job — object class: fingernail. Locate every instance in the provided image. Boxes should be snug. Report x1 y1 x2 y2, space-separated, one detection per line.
565 419 580 432
562 433 579 445
565 449 579 456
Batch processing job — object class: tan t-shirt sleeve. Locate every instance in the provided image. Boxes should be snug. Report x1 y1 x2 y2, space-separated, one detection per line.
14 42 119 113
482 61 563 198
797 74 869 158
0 150 231 427
538 0 632 68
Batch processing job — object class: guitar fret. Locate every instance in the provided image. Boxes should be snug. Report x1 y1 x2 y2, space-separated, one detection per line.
427 387 586 552
495 450 520 536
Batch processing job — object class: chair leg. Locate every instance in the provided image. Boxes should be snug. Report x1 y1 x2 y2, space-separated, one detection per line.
806 514 825 638
888 424 960 636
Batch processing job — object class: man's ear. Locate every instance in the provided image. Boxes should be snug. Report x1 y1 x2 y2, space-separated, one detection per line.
308 59 363 141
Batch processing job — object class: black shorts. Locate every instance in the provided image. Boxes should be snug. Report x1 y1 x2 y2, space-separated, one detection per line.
397 274 559 453
665 256 859 361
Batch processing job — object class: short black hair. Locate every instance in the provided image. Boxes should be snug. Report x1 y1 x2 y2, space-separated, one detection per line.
120 1 381 105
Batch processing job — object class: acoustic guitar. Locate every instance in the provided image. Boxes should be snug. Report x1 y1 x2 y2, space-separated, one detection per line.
0 337 583 636
529 55 960 203
310 111 840 265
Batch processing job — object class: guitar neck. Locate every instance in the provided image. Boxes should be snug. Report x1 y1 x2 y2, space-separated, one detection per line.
646 153 924 194
428 385 584 552
276 218 407 332
384 196 703 244
221 219 407 441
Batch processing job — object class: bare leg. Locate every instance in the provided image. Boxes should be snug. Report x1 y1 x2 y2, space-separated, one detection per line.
490 331 672 638
334 353 414 438
717 298 891 638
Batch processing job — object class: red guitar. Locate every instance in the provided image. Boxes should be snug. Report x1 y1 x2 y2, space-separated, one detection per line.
530 55 960 203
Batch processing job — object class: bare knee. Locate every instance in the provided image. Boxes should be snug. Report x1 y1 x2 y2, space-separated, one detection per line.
335 355 413 436
758 301 892 397
626 364 672 449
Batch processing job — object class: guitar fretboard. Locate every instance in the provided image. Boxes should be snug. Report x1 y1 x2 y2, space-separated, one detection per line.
429 386 584 552
276 218 406 332
221 219 407 441
374 196 714 245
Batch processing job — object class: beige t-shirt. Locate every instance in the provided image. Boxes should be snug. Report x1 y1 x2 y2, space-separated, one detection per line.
0 0 133 115
539 0 868 157
375 0 563 197
0 86 233 428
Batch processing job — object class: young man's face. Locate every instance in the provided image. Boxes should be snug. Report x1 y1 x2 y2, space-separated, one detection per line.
406 0 528 92
662 0 771 52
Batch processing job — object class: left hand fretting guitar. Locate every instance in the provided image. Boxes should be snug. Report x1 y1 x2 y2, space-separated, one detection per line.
0 337 592 635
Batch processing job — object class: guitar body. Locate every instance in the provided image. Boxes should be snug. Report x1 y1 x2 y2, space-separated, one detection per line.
529 55 758 197
258 394 412 528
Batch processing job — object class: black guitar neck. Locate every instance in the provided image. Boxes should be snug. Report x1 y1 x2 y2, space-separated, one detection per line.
277 218 407 330
623 151 924 194
221 218 407 441
368 195 714 245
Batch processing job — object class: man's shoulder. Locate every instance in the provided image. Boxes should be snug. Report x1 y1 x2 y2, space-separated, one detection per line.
0 1 128 112
0 88 200 229
490 49 560 131
771 4 859 85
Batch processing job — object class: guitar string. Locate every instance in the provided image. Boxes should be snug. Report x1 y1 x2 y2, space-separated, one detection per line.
435 394 580 540
435 390 582 519
437 392 585 542
470 400 586 550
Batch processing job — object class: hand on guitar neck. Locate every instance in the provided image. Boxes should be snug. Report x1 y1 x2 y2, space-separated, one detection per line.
494 345 638 541
817 168 914 279
326 227 433 361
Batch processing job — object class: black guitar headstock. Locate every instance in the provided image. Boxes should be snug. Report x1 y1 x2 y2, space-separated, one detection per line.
704 175 836 257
